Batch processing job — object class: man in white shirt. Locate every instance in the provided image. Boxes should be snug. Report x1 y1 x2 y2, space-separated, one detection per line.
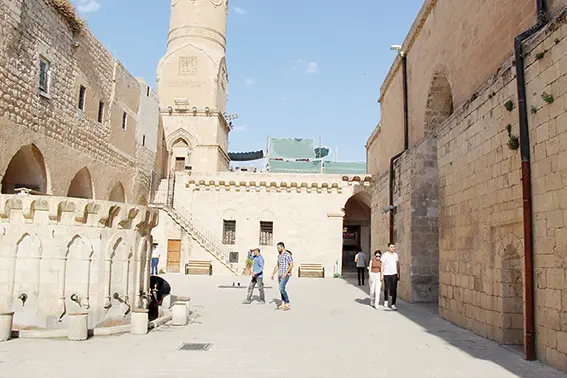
381 243 400 310
151 242 161 275
354 250 367 286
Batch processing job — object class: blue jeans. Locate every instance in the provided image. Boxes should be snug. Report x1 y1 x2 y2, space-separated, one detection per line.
278 275 290 304
151 258 159 275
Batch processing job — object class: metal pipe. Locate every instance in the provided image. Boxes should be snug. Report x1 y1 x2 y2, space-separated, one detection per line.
514 0 547 361
388 54 409 243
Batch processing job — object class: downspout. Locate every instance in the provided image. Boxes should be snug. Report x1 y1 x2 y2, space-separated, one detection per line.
389 53 409 243
514 0 547 361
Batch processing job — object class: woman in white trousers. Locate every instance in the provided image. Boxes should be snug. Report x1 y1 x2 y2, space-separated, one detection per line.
368 250 383 309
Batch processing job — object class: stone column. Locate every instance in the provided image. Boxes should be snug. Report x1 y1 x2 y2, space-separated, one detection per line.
68 312 88 341
0 312 14 342
171 297 191 326
130 309 148 335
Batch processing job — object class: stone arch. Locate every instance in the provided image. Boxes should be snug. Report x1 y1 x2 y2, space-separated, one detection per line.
424 70 454 138
109 182 126 203
342 193 371 273
104 234 133 309
137 195 148 206
1 144 49 194
167 129 197 172
62 234 95 311
66 167 94 199
7 232 43 304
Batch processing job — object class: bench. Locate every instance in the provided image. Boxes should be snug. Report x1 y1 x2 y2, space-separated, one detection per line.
298 264 325 278
185 260 212 276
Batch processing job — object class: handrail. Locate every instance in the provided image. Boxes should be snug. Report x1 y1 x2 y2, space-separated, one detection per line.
150 190 236 274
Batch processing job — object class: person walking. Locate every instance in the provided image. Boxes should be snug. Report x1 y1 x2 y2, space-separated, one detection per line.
151 242 161 275
271 242 294 311
381 243 400 310
243 248 265 304
368 250 382 309
355 250 367 286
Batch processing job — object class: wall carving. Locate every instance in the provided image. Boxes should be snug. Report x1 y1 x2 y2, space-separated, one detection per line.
179 56 197 75
0 194 159 331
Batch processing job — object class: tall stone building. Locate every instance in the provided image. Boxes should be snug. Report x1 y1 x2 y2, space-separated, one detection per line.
0 0 160 332
367 0 567 372
157 0 230 173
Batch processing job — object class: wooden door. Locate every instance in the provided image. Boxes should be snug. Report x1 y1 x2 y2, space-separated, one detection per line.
175 157 185 171
167 239 181 273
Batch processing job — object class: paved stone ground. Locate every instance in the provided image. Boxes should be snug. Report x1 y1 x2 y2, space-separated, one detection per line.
1 275 566 378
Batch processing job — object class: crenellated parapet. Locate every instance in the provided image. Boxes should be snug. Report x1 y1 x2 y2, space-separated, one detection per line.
185 174 372 194
0 195 159 230
0 194 159 332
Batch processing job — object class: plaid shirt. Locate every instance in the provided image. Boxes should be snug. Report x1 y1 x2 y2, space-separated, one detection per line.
278 251 293 277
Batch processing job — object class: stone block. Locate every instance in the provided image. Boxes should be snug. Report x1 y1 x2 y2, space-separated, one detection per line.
68 313 88 341
0 312 14 342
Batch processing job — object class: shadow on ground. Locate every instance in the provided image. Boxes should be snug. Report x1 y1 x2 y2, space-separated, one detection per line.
341 274 566 377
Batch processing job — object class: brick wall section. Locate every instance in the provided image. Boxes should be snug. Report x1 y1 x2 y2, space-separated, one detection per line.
0 0 159 201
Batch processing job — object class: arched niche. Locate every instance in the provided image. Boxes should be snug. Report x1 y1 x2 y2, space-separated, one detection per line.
1 144 48 194
109 182 126 203
67 167 94 199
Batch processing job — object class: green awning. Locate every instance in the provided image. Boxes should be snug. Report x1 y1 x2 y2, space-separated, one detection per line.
228 150 264 161
268 160 322 173
268 138 316 159
323 161 366 174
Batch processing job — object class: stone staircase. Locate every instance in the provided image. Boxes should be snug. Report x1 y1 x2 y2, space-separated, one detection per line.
151 179 238 276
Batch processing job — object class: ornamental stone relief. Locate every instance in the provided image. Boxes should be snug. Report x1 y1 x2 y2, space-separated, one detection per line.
179 57 197 75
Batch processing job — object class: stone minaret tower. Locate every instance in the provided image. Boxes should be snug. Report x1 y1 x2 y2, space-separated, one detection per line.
157 0 230 173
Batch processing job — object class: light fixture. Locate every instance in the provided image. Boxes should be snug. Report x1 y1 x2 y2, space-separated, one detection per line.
205 106 210 113
382 205 396 214
390 44 405 57
192 106 197 112
224 113 239 122
167 106 173 113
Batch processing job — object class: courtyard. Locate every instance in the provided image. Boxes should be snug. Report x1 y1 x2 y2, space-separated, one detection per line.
0 275 565 378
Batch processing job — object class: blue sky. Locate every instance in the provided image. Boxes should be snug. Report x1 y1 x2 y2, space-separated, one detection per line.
72 0 423 162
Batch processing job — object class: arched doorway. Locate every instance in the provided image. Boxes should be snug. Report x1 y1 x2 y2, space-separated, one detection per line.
109 182 125 203
67 167 93 199
171 137 192 171
1 144 48 194
342 193 371 276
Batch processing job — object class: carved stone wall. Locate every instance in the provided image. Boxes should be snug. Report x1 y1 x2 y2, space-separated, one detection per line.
0 194 158 330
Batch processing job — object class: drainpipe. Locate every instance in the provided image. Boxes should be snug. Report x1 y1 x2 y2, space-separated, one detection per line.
514 0 547 361
389 53 409 243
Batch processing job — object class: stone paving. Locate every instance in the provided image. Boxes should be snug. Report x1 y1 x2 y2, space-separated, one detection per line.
0 275 566 378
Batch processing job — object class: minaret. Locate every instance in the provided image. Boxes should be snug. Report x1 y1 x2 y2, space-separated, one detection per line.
157 0 230 173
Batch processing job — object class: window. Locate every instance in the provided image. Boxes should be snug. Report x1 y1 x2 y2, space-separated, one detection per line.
78 85 86 111
122 112 127 130
146 86 150 97
97 101 104 123
39 57 50 94
142 135 146 146
259 221 274 246
222 220 236 245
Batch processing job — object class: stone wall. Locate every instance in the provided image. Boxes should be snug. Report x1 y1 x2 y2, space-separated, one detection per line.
0 0 162 202
0 194 158 330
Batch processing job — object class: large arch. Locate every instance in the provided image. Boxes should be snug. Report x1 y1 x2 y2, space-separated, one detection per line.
1 144 48 194
407 69 454 303
109 182 126 203
66 167 94 199
424 71 454 138
342 193 371 276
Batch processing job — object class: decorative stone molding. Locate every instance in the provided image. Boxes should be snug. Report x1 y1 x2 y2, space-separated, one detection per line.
186 178 349 194
0 195 159 229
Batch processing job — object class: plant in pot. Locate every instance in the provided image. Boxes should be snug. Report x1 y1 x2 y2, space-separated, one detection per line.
243 255 253 276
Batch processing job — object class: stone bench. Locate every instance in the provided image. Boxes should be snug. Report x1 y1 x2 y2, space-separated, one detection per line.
185 260 212 276
298 264 325 278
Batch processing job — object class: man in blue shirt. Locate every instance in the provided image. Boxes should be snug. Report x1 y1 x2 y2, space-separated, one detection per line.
243 248 265 304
